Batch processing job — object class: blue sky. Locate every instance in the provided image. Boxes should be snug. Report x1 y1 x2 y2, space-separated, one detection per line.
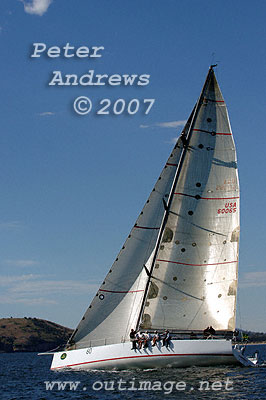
0 0 265 332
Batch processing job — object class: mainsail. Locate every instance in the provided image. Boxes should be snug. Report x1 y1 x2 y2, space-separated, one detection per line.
69 66 239 349
141 67 239 332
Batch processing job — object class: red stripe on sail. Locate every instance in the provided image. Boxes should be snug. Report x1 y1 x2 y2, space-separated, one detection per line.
99 289 144 294
200 196 239 200
157 259 238 267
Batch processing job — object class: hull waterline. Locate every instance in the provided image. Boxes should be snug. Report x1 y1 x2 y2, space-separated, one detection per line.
51 339 238 370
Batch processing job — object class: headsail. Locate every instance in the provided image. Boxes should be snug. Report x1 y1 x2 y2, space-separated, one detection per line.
140 67 239 332
68 120 194 348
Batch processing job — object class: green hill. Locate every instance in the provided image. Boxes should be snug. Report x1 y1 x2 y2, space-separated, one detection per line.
0 317 73 352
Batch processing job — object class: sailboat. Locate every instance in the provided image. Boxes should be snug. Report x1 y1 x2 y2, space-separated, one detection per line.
51 66 240 370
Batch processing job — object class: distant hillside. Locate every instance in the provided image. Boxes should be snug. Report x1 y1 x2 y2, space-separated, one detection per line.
0 318 73 353
241 330 266 343
1 318 265 353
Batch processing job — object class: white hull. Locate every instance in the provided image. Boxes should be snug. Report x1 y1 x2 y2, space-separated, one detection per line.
51 339 237 370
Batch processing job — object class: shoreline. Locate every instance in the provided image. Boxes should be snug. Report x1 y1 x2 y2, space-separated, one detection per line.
236 342 266 345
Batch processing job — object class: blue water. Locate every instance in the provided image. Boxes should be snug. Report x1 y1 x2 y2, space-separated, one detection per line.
0 345 266 399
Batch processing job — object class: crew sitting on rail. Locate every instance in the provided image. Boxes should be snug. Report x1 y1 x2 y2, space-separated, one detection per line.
143 331 151 348
152 330 160 346
136 332 146 349
162 330 171 348
136 331 151 349
207 326 216 339
203 326 216 339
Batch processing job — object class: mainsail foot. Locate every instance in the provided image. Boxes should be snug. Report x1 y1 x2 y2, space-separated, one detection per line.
51 66 240 370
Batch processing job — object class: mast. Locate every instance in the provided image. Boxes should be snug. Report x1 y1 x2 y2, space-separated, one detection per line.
135 66 218 331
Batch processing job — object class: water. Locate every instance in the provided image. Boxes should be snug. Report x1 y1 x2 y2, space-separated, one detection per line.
1 345 266 399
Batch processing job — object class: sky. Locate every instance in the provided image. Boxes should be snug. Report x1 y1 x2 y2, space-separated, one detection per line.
0 0 265 332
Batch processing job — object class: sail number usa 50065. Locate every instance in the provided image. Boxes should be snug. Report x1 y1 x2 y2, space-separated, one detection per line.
217 202 237 214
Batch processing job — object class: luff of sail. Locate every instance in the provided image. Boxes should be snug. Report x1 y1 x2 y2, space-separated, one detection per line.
68 121 195 349
140 68 239 333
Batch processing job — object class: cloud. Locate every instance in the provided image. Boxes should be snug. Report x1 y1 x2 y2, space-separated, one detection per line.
156 121 187 128
9 279 97 295
140 120 186 129
0 274 42 286
4 259 40 268
239 271 266 288
0 221 23 230
38 111 55 116
20 0 53 16
0 294 56 305
1 273 99 305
